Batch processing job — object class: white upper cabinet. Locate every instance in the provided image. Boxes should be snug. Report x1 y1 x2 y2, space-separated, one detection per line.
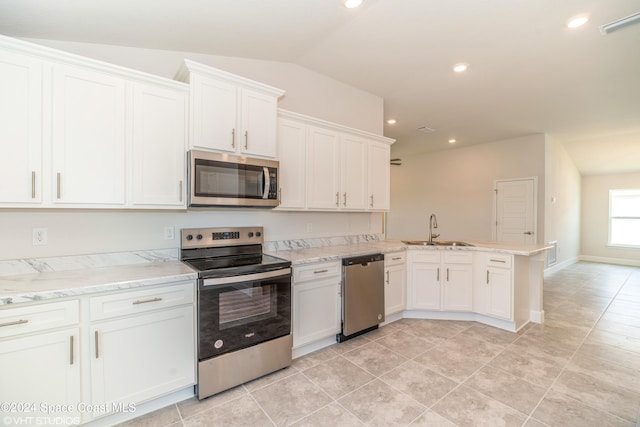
0 50 43 205
277 110 394 212
131 82 187 207
52 63 127 206
177 60 285 158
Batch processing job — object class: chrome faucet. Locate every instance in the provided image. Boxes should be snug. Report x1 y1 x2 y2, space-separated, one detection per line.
428 213 440 244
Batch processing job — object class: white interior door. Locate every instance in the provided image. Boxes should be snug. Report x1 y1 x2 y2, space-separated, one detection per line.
495 178 536 244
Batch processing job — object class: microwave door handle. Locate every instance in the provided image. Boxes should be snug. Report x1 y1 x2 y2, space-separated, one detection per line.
262 167 270 199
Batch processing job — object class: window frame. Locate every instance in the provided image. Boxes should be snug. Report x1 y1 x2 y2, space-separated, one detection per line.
608 189 640 249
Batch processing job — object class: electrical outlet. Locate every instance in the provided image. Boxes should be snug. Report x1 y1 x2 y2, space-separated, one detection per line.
306 223 313 233
164 226 175 240
33 228 48 246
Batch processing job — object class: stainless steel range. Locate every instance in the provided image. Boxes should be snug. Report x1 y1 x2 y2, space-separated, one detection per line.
180 226 292 400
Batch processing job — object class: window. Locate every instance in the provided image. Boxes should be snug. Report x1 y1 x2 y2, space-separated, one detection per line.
609 189 640 248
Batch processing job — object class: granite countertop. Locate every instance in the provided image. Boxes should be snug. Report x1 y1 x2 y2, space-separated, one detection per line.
266 239 553 265
0 249 196 306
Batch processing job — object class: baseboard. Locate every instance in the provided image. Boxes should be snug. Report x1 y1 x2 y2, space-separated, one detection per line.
579 255 640 267
544 257 578 274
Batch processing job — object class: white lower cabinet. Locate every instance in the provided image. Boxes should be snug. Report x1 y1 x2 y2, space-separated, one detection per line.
384 252 406 315
407 251 473 311
88 281 195 418
474 253 513 320
292 261 341 348
0 301 81 419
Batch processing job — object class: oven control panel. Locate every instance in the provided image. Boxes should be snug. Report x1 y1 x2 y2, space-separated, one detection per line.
181 227 264 249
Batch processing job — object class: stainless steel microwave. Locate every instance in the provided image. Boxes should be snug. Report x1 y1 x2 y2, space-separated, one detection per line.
188 150 279 208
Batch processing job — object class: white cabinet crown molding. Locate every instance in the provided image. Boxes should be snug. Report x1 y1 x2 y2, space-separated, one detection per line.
278 109 395 146
0 34 188 92
176 59 285 98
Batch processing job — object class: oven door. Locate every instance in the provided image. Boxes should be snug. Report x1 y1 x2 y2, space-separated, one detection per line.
198 268 291 360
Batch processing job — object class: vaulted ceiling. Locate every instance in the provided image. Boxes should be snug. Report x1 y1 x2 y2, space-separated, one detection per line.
1 0 638 174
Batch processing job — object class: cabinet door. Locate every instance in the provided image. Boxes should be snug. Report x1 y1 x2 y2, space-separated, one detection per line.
131 83 187 207
408 262 441 310
385 264 406 315
0 51 43 204
486 266 513 320
0 328 81 418
367 142 390 210
293 278 341 348
340 134 368 210
90 305 195 412
240 89 278 158
276 118 306 209
52 64 126 205
306 126 341 209
442 263 473 311
190 73 237 152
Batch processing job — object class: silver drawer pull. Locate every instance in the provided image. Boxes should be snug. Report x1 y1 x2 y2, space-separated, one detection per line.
31 171 36 198
490 259 506 263
314 269 329 274
132 297 163 305
392 257 402 260
95 331 99 358
70 336 74 365
0 319 29 328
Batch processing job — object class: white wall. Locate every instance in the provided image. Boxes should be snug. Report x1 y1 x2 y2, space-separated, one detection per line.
581 172 640 265
543 136 581 267
386 134 546 242
0 38 385 261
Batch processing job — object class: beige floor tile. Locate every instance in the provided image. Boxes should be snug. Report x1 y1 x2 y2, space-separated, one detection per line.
431 385 527 427
330 335 372 355
507 335 575 365
464 365 547 415
585 328 640 353
489 349 564 388
177 386 247 419
380 360 458 407
576 341 640 371
567 352 640 393
413 344 489 383
408 410 457 426
372 329 436 358
457 322 521 347
251 373 332 426
532 390 630 427
403 319 472 342
302 356 374 399
182 395 272 427
116 405 181 427
551 369 640 422
243 365 300 392
338 379 425 426
522 418 551 427
290 402 364 427
342 341 408 376
292 346 339 370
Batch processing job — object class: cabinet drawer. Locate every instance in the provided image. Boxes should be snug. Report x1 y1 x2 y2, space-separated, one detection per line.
294 261 341 283
409 251 440 263
485 254 513 269
90 281 194 321
384 252 406 267
444 251 473 264
0 300 79 339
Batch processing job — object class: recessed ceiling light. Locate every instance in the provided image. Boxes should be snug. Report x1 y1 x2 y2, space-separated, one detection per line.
344 0 363 8
387 119 397 125
453 63 469 73
567 15 589 29
448 139 456 144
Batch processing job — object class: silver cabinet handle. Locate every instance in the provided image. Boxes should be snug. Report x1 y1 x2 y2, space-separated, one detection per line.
0 319 28 328
486 270 490 284
56 173 61 199
179 180 183 202
314 269 329 274
446 268 449 282
335 192 339 207
231 128 236 148
278 188 282 203
244 130 248 150
392 257 402 261
386 270 390 284
132 297 162 305
490 259 506 263
370 194 374 208
31 171 36 198
437 267 440 281
70 335 74 365
95 331 100 359
343 192 347 206
524 231 533 235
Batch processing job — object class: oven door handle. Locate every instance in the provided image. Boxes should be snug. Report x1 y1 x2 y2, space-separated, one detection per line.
262 167 270 199
202 267 292 287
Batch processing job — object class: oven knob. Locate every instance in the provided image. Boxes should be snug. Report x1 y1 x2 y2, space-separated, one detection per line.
196 234 203 240
214 339 223 349
248 232 254 238
256 231 262 237
186 234 193 241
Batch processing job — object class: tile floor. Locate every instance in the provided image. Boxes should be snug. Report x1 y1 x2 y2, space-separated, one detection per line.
119 262 640 427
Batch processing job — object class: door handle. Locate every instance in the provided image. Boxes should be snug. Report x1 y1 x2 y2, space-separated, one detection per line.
231 128 236 148
244 130 248 150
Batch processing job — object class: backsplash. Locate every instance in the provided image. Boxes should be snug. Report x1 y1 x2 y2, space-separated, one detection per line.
263 234 383 252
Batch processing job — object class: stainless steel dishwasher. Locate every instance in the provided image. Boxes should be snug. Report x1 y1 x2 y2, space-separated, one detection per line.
338 253 385 342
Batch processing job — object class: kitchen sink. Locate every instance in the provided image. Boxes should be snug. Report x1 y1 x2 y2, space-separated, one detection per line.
402 240 474 247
